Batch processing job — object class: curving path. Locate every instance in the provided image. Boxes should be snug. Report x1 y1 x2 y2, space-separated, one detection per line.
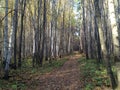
29 54 82 90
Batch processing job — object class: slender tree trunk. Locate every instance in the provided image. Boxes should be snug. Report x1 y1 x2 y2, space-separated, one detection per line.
108 0 120 61
18 0 26 67
3 0 8 79
3 0 8 67
4 0 19 79
40 0 46 65
94 17 102 63
50 21 53 62
54 20 57 58
82 0 89 59
68 29 71 54
118 0 120 47
23 19 26 60
37 0 42 62
88 1 93 58
63 6 65 55
32 28 35 67
13 0 19 69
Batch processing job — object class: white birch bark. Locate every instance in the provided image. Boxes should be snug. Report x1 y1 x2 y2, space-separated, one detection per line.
108 0 120 59
4 0 19 78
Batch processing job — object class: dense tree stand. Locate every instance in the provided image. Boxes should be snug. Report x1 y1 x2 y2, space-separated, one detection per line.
0 0 120 89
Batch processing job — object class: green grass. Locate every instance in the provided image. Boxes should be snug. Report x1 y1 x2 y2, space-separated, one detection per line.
37 58 67 74
78 57 112 90
0 58 67 90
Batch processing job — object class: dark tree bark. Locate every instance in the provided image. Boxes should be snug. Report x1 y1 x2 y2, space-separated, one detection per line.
94 17 102 63
82 0 89 59
40 0 47 65
3 0 9 79
18 0 26 68
118 0 120 54
13 0 19 69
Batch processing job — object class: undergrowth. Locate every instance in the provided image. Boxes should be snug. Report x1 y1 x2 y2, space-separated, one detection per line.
0 58 67 90
78 57 114 90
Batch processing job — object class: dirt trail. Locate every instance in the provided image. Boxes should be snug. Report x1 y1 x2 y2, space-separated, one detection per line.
30 54 82 90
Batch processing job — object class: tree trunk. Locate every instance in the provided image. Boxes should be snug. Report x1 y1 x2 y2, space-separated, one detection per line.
4 0 19 79
40 0 46 65
94 0 117 88
3 0 8 79
18 0 26 67
82 0 89 59
3 0 8 68
108 0 120 61
13 0 19 69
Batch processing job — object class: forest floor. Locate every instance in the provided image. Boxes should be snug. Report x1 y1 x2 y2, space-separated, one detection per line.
27 53 83 90
26 53 112 90
0 52 113 90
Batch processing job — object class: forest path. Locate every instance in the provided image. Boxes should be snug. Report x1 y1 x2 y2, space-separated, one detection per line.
29 53 82 90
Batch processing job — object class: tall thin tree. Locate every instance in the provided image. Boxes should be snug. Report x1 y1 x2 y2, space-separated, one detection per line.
18 0 26 67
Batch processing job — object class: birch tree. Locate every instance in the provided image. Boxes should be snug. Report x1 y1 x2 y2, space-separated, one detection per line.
108 0 120 61
94 0 117 88
4 0 19 79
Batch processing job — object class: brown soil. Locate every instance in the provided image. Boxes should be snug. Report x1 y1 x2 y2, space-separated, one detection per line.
27 54 82 90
